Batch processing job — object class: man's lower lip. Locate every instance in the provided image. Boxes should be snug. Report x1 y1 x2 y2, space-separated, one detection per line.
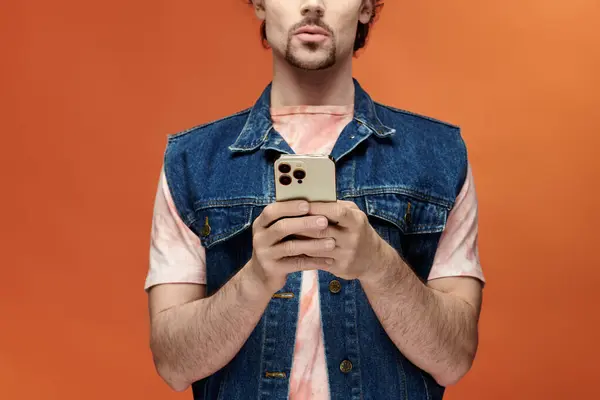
295 33 328 42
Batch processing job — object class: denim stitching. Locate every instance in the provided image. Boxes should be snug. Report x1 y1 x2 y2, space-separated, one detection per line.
229 125 274 152
201 221 252 249
194 198 270 210
352 280 365 400
333 120 374 162
285 281 301 400
257 313 268 400
365 199 447 234
419 371 431 400
340 188 452 209
397 356 408 400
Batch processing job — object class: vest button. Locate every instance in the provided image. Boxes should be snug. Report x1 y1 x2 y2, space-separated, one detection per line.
265 371 287 379
339 359 353 373
201 216 211 237
200 225 211 236
328 280 342 294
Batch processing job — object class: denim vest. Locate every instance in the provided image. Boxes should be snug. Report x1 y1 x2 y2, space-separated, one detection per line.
163 79 468 400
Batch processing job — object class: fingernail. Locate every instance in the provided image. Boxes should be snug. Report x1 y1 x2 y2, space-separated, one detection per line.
317 217 327 227
325 259 333 265
325 239 335 250
299 202 309 212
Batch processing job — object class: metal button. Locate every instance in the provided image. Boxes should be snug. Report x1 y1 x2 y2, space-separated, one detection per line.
340 359 353 373
265 371 287 379
201 216 211 237
329 280 342 294
404 202 412 225
272 292 294 299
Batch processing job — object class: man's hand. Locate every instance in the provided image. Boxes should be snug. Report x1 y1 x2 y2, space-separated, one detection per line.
248 200 337 293
304 200 387 281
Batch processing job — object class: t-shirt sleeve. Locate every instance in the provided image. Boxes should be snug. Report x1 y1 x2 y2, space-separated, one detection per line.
144 166 207 291
428 163 485 283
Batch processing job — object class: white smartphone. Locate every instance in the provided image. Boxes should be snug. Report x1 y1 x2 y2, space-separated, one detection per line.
274 154 337 202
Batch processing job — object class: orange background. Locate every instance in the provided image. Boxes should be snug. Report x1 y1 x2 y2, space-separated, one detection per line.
2 1 599 399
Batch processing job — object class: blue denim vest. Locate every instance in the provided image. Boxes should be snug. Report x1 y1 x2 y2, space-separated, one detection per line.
163 79 468 400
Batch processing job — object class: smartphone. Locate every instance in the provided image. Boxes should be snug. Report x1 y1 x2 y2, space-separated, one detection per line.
275 154 337 202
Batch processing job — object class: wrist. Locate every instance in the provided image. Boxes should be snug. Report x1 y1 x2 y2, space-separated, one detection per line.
240 260 280 304
360 237 403 287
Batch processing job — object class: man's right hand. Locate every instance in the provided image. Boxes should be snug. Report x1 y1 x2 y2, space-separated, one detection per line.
248 200 335 293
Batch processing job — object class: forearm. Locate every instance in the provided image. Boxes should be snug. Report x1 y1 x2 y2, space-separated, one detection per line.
359 245 479 387
150 262 272 391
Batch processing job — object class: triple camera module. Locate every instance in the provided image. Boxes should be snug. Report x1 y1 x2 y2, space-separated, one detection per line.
278 163 305 186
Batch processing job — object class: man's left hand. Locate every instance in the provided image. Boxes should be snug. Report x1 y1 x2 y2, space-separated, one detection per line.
304 200 391 281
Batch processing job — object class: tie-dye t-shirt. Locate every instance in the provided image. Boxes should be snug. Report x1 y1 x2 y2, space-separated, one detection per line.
145 105 484 399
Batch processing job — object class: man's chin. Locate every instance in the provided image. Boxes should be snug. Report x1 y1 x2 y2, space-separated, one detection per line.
286 51 336 71
291 61 334 71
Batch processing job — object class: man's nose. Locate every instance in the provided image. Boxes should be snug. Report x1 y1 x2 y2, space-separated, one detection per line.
300 0 325 18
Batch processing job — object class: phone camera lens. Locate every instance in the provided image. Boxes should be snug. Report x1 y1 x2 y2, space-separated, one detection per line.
278 163 291 173
293 169 306 180
279 175 292 186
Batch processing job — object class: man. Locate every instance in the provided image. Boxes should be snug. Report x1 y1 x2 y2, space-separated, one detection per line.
145 1 485 399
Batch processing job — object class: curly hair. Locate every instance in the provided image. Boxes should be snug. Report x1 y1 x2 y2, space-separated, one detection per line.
248 1 384 53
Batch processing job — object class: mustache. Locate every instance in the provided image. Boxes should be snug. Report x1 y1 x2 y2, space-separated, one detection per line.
289 16 334 36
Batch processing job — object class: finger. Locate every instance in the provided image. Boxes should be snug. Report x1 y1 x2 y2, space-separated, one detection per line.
279 255 333 273
291 225 341 240
309 202 359 228
338 200 359 209
272 237 337 260
255 200 310 229
266 215 332 244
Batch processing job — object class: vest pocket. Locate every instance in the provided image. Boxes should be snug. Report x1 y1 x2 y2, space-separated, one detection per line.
364 193 449 280
365 193 448 235
192 200 258 249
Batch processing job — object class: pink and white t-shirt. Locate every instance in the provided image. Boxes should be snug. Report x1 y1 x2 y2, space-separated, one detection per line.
145 105 484 399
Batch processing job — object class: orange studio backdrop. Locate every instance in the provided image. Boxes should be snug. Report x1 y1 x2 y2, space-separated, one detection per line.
1 1 599 399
